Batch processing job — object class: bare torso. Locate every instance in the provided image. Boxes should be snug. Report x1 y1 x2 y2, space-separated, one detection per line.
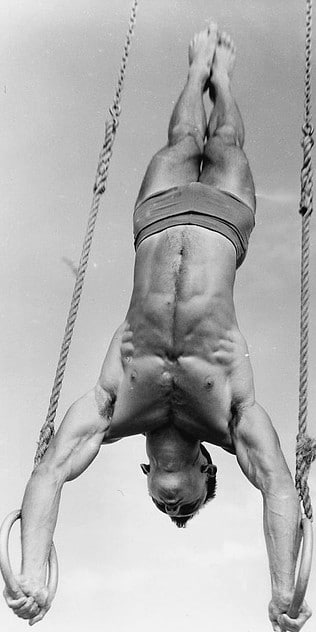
102 226 255 449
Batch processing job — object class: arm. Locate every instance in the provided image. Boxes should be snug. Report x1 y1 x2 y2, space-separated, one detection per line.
231 402 312 631
5 382 114 625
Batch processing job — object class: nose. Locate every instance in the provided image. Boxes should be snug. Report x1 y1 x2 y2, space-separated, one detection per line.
160 486 179 501
160 492 179 505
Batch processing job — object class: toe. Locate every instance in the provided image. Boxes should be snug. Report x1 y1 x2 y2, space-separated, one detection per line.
221 31 229 46
208 21 218 37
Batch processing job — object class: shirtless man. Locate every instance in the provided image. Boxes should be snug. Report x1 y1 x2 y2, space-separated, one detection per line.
4 23 312 631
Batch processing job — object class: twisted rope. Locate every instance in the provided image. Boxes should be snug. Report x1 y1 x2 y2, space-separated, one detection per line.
33 0 139 468
295 0 315 520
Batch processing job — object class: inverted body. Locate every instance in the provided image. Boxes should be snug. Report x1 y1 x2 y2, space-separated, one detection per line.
4 23 311 632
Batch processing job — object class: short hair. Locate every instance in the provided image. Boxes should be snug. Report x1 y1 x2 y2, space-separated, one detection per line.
153 444 217 529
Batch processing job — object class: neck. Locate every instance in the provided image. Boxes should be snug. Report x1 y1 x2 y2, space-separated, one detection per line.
146 426 200 472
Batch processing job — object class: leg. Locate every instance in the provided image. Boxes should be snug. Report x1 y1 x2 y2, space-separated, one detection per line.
135 23 218 207
199 33 256 211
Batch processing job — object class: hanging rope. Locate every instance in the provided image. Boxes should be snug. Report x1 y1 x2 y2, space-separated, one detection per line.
33 0 139 468
295 0 316 520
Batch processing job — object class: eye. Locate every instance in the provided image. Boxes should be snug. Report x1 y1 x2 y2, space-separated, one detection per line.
178 499 200 515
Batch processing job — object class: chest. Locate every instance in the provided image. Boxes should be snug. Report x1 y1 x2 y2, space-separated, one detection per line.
103 354 234 447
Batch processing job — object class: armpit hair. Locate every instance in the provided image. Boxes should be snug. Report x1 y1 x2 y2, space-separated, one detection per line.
229 400 245 432
94 382 115 419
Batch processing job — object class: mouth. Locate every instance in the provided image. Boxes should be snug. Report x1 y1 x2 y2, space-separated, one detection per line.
152 497 202 517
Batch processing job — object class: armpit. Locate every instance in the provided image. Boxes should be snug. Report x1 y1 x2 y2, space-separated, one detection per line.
230 362 255 414
228 397 254 433
95 382 115 420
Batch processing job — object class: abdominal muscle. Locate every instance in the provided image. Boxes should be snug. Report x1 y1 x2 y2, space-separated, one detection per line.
105 226 252 446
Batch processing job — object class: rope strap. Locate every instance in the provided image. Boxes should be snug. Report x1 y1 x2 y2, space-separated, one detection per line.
33 0 139 468
296 0 315 520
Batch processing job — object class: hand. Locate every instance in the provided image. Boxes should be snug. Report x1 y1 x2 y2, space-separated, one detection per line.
269 598 312 632
3 575 50 626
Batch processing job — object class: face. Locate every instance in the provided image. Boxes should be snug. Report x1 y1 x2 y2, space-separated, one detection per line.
140 463 211 518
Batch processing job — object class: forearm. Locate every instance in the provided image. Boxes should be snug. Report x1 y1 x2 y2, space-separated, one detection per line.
263 481 301 606
20 465 63 584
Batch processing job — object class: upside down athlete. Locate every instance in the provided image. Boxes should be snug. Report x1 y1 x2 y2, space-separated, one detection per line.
4 24 312 631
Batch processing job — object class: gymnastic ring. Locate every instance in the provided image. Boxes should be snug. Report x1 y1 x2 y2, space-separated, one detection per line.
0 509 58 604
287 515 313 619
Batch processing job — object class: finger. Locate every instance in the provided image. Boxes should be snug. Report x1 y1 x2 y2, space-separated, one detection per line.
14 606 40 621
280 610 312 630
32 588 48 608
13 607 39 620
12 595 34 613
12 597 40 619
301 602 313 620
29 608 47 626
278 614 300 632
12 605 38 620
3 586 25 601
5 594 28 608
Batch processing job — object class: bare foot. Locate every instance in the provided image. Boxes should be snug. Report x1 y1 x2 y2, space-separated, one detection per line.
212 31 236 82
188 21 218 87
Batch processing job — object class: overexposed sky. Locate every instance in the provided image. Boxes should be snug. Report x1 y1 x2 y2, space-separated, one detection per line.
0 1 315 631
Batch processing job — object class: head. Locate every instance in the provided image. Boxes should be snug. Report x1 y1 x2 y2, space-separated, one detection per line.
140 444 217 528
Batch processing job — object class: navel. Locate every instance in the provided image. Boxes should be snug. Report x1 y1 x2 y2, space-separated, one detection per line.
160 370 173 386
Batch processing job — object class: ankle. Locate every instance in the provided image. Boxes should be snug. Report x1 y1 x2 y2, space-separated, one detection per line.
188 62 209 88
211 70 230 90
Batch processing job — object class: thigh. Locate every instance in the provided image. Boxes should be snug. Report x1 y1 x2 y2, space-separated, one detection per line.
135 137 201 207
199 137 256 211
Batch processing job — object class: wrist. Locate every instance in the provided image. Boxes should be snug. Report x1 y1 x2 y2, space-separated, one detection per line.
20 567 47 587
271 590 293 610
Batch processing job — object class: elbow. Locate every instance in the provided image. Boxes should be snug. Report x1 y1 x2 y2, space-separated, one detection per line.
30 459 67 489
261 470 298 503
253 459 294 496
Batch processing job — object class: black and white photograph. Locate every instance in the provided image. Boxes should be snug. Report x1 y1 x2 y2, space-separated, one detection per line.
0 2 315 631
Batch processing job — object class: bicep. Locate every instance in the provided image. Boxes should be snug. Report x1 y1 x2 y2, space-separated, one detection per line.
232 402 292 492
40 387 112 482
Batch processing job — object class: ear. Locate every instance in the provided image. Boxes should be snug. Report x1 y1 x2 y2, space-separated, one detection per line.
140 463 150 476
201 464 217 477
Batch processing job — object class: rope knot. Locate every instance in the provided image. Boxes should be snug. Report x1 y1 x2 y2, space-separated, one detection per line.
296 433 316 467
109 104 121 128
302 122 314 139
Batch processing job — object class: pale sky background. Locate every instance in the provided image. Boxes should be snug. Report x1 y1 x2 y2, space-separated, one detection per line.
0 1 316 631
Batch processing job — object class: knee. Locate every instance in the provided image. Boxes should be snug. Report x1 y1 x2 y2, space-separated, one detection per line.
204 133 246 166
212 124 244 148
168 124 204 154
